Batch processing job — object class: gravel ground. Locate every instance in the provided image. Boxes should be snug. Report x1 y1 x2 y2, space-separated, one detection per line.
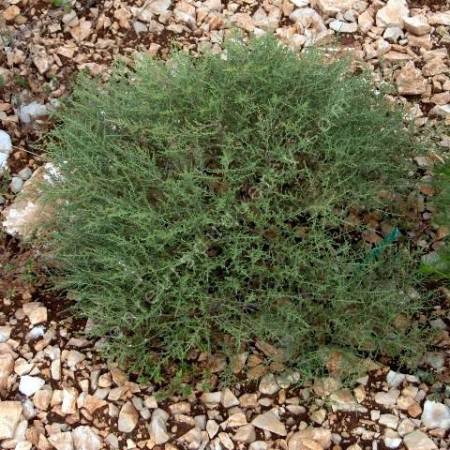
0 1 450 449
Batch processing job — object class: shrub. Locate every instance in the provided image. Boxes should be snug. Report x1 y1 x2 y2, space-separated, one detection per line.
423 159 450 281
43 37 429 382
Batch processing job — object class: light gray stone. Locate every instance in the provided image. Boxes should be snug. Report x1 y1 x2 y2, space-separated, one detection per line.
259 373 280 395
105 434 119 449
201 391 222 404
383 26 404 42
290 0 309 7
61 387 77 415
0 153 7 171
430 104 450 118
379 413 399 429
396 61 428 96
18 102 48 124
132 21 148 33
233 424 256 443
221 388 239 408
316 0 360 16
252 410 286 436
72 426 102 450
150 408 170 444
48 432 74 450
206 420 219 439
330 389 367 413
384 429 401 449
429 12 450 26
421 400 450 430
276 370 300 389
23 302 47 325
19 375 45 396
10 176 24 194
249 442 268 450
404 15 431 35
376 0 409 28
288 427 332 450
0 326 12 343
0 354 14 389
289 8 326 32
178 427 203 448
0 401 22 440
374 389 400 407
118 401 139 433
329 20 358 33
403 430 437 450
147 0 171 15
0 130 12 158
18 167 33 180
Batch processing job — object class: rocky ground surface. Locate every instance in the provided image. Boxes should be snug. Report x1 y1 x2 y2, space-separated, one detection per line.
1 0 450 449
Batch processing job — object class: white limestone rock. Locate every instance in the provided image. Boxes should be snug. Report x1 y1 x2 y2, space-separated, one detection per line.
421 400 450 430
19 376 45 397
376 0 409 28
0 401 22 440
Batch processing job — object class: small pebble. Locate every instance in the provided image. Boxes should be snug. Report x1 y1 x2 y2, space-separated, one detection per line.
18 167 33 180
10 176 24 194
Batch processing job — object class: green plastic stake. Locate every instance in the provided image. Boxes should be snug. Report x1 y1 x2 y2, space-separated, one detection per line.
364 226 401 264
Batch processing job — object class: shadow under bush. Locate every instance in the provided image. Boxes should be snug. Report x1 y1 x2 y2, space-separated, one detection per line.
42 37 431 382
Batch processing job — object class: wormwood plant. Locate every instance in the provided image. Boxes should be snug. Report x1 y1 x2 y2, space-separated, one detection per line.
43 37 430 382
423 158 450 281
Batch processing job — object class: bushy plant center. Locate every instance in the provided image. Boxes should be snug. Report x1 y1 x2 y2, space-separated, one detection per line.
44 37 429 381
